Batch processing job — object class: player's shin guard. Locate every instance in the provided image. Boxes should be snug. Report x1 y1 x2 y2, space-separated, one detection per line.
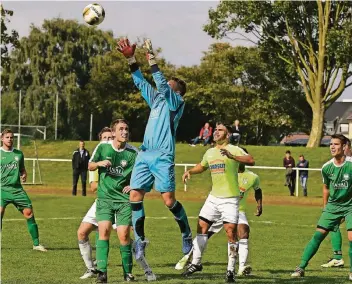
331 228 343 260
238 239 249 268
120 244 133 276
26 216 39 246
192 234 208 265
96 240 109 272
79 238 94 270
131 201 145 241
227 242 238 272
169 201 191 237
299 231 326 269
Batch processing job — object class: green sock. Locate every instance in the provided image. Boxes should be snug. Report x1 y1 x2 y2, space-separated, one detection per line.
26 216 39 246
95 231 99 247
331 229 343 260
299 231 326 269
120 244 133 275
96 240 109 272
349 241 352 272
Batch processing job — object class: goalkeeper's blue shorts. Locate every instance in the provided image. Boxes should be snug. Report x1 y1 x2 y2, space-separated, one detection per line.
131 150 175 193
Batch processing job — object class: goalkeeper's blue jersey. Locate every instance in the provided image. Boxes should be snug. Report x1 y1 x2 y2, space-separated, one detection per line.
132 68 184 156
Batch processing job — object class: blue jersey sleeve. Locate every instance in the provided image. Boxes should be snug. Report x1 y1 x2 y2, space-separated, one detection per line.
132 69 158 108
151 67 184 111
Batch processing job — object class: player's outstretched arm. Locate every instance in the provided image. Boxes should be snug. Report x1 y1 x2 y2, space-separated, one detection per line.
88 160 111 171
117 38 157 107
143 39 184 111
254 188 263 216
182 164 206 184
220 149 255 166
322 184 329 208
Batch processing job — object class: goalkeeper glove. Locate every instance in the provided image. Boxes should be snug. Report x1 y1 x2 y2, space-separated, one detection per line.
143 38 157 66
117 38 137 65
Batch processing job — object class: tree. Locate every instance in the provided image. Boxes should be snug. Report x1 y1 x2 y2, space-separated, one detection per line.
177 43 310 145
1 4 19 91
204 1 352 147
8 18 114 138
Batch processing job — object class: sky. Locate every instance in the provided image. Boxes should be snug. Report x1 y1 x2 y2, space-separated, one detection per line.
3 0 351 101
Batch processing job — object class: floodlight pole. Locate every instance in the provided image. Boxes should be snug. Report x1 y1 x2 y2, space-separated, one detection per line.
89 113 93 141
55 92 58 140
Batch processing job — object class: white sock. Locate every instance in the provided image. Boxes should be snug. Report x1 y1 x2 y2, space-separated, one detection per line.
227 242 238 272
78 239 94 270
238 239 249 268
191 234 208 265
136 254 152 273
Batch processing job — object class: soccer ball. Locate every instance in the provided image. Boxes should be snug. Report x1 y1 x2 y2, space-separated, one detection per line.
82 3 105 26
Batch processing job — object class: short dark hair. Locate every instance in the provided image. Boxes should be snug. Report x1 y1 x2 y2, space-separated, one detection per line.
331 134 348 145
299 154 304 158
98 127 112 140
1 128 13 136
286 150 291 154
216 122 232 133
172 77 187 96
111 119 129 131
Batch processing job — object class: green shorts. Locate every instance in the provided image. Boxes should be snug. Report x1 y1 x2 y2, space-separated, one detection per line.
317 210 352 231
96 198 132 227
1 189 32 211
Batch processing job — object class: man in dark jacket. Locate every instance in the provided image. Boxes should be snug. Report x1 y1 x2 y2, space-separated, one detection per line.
283 150 296 196
297 155 309 196
72 140 90 196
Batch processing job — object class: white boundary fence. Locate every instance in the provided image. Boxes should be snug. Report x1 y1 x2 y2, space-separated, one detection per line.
25 158 321 196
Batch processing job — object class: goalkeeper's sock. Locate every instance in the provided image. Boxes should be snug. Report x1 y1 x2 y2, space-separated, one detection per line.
331 228 343 260
299 231 326 269
169 201 191 238
78 238 95 270
26 216 40 246
120 244 133 275
96 239 109 272
227 242 238 272
192 234 208 265
131 201 145 241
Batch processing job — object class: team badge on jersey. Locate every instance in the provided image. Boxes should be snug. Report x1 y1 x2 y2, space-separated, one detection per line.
120 160 127 167
14 156 19 161
344 174 350 180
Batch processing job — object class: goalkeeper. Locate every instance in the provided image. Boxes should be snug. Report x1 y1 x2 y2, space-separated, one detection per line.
117 38 192 260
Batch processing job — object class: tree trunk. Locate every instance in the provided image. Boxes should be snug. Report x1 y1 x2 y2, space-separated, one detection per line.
306 104 325 148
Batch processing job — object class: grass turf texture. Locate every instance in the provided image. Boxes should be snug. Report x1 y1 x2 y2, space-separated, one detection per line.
2 195 352 284
21 141 329 198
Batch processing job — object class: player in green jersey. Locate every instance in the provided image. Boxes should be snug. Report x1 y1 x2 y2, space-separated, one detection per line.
321 137 351 268
175 160 263 278
89 119 138 283
181 123 255 283
291 134 352 281
0 129 46 252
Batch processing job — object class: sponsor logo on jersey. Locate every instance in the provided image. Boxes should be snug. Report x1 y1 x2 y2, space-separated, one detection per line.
107 166 124 177
333 181 348 190
0 161 18 171
209 159 225 174
120 160 127 167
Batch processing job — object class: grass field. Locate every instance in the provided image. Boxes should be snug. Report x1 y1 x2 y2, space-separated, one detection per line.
2 194 352 284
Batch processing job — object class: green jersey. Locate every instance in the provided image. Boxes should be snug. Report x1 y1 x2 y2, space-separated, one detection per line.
1 147 25 191
201 144 247 198
238 169 260 212
90 141 138 201
321 156 352 213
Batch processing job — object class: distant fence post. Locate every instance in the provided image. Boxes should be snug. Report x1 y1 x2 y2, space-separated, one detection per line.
295 168 299 197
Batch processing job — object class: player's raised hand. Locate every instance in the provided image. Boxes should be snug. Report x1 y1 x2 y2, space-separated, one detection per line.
255 205 262 217
143 38 156 66
122 185 132 194
20 172 27 183
182 171 191 184
98 160 112 168
220 149 234 159
117 37 137 64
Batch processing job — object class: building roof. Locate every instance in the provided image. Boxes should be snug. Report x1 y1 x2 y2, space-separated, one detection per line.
325 102 352 124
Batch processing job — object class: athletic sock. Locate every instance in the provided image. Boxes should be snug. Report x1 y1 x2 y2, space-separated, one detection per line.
96 239 109 272
26 216 39 246
78 238 94 270
330 229 343 260
192 234 208 265
120 244 133 275
130 201 145 241
299 231 326 269
227 242 238 272
238 238 249 268
169 201 191 237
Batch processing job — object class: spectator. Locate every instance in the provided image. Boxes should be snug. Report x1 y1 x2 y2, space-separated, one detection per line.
296 155 309 197
72 140 90 196
189 122 213 146
283 150 296 196
230 120 241 145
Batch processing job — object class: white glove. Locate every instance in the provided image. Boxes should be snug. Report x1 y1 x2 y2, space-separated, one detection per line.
143 38 157 66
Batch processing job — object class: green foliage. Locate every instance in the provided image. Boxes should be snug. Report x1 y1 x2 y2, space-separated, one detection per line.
204 0 352 147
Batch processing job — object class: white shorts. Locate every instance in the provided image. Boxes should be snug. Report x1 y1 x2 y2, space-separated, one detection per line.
208 211 249 234
81 200 117 230
199 194 239 225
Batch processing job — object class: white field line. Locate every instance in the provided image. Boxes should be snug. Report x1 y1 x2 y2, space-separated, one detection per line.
2 216 316 227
